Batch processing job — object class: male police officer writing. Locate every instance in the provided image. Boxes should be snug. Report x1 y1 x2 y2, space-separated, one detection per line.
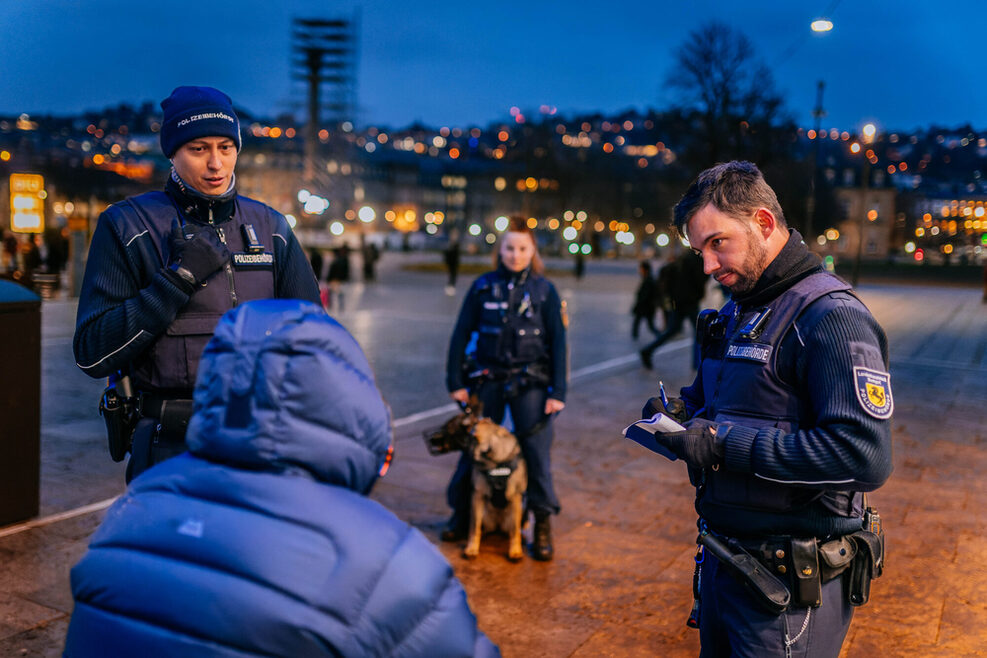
74 86 320 481
644 161 892 656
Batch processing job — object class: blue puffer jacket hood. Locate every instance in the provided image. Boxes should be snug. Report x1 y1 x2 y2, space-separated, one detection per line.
64 300 499 657
186 299 392 493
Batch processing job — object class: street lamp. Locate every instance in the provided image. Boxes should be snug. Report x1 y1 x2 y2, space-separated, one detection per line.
804 18 833 247
805 80 826 246
851 123 877 287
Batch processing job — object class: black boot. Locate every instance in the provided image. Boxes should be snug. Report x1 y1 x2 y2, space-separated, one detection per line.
532 512 554 561
440 513 468 542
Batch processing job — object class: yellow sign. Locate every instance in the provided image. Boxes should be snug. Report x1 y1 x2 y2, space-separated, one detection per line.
9 173 45 233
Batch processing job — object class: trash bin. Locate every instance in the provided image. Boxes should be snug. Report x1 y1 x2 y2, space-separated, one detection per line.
0 279 41 525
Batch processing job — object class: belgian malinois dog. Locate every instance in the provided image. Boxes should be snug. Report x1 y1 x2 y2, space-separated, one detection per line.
465 415 527 561
425 397 528 561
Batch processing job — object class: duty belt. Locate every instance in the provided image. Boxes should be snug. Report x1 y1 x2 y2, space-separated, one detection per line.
705 531 863 610
466 362 550 388
693 511 885 622
139 394 194 441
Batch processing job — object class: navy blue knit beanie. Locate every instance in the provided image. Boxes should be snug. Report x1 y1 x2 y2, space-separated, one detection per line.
159 86 241 158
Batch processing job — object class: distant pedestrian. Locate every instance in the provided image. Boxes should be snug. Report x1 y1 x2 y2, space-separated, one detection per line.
573 251 585 280
639 250 707 369
362 240 380 282
21 235 42 281
444 238 461 295
326 245 351 311
631 260 661 340
2 230 17 273
309 248 324 280
44 226 69 280
64 300 499 658
655 255 674 326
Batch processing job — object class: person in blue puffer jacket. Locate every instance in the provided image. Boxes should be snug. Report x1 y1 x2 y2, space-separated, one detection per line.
64 299 499 658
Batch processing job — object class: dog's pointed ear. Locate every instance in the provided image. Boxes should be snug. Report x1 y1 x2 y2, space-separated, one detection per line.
467 392 483 417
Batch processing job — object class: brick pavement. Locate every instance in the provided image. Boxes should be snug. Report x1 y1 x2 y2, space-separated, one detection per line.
375 284 987 658
1 278 986 657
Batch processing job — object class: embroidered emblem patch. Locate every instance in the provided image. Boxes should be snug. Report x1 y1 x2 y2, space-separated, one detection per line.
725 342 773 363
853 366 893 419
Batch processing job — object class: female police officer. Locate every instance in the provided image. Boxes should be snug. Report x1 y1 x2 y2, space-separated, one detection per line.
442 217 568 560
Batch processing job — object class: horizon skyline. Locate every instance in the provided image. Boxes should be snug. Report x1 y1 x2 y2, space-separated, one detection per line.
8 94 985 137
2 1 984 134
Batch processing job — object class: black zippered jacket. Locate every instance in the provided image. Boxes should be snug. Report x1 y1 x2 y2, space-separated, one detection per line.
74 181 319 390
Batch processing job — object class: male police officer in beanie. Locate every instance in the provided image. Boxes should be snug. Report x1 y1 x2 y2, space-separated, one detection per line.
642 161 892 656
74 86 320 481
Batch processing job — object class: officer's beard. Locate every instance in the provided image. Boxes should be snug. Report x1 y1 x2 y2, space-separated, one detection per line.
724 226 769 295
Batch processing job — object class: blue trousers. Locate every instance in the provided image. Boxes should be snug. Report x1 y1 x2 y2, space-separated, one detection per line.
446 381 560 518
698 552 853 657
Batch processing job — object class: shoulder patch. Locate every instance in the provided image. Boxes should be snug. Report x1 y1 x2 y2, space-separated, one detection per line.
853 366 893 419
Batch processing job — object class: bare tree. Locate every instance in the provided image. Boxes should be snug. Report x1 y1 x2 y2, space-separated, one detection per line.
666 21 789 167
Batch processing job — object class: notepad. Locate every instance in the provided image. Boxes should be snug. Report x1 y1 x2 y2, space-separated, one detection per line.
622 413 686 461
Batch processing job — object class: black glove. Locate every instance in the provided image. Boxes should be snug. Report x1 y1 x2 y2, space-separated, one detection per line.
642 395 688 424
166 224 229 292
654 418 726 469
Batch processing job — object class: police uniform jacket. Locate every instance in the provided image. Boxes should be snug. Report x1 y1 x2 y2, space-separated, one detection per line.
73 175 320 392
446 264 567 401
64 300 499 658
681 231 893 539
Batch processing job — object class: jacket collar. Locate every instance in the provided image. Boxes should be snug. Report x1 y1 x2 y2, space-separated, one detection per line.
165 168 237 225
496 263 532 286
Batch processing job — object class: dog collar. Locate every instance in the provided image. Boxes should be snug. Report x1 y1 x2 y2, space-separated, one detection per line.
481 456 520 492
481 454 519 474
481 456 520 509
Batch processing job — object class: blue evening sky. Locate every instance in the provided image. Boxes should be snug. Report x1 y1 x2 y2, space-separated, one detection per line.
1 0 982 133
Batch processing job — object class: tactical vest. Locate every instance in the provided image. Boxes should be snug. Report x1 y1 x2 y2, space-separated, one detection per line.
114 191 277 392
696 271 858 537
474 270 551 368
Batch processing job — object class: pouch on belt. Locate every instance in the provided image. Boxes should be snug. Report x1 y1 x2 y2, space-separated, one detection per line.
790 537 822 607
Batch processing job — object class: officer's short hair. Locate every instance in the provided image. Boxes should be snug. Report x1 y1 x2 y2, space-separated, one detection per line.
673 161 786 235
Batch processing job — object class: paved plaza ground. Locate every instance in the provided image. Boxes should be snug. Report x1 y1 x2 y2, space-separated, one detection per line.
1 253 985 656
